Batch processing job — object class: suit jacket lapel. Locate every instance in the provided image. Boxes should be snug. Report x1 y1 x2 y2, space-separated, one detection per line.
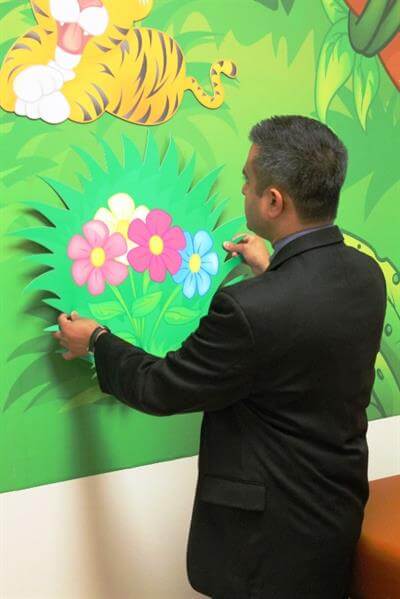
268 225 344 271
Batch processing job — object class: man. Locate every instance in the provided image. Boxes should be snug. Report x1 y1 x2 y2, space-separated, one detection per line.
54 115 386 598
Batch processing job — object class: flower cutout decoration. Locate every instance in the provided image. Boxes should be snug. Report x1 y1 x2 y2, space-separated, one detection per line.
94 193 149 265
127 209 186 282
67 220 128 295
173 231 219 299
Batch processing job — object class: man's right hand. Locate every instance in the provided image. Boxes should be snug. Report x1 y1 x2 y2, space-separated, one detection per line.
223 234 271 276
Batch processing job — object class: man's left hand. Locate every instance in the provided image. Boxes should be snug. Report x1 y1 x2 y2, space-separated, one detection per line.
53 312 100 360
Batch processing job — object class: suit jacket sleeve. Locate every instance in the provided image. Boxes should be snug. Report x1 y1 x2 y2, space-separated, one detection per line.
94 290 255 416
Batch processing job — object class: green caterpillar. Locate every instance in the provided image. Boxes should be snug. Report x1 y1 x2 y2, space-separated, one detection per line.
343 231 400 419
348 0 400 57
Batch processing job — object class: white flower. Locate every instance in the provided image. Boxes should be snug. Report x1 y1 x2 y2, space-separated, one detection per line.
94 193 149 264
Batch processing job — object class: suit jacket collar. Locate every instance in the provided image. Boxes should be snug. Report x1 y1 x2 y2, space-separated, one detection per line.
267 225 344 271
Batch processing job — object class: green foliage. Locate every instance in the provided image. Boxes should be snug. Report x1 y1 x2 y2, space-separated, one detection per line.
353 54 380 130
6 134 243 411
321 0 348 23
316 0 385 130
329 87 400 217
164 306 201 325
131 293 163 318
255 0 295 14
89 301 125 321
316 18 355 122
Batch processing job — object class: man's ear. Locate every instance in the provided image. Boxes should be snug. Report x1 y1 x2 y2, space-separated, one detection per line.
263 187 284 218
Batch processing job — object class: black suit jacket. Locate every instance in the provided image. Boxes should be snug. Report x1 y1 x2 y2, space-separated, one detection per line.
94 226 386 599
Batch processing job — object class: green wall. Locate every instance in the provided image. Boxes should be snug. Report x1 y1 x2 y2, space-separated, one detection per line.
1 0 399 493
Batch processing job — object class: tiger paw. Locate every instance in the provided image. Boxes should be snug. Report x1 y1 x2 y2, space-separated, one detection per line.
15 92 70 124
39 91 70 124
13 65 64 103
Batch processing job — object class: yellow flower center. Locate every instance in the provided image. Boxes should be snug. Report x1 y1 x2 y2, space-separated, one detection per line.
149 235 164 255
189 253 201 273
115 219 130 238
90 247 106 268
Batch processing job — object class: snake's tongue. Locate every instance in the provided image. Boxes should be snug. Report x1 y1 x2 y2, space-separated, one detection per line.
58 22 89 55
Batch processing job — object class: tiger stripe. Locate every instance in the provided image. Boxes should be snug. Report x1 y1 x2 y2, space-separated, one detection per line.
93 83 109 108
87 92 102 116
77 102 92 122
99 63 115 78
23 31 41 43
32 3 48 18
184 59 238 110
14 44 32 51
133 29 143 59
95 43 112 53
0 1 236 126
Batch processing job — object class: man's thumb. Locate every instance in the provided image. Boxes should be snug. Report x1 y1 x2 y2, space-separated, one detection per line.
70 310 80 321
223 241 242 253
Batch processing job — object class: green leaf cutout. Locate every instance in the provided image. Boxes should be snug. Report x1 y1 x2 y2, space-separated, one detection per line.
114 331 138 345
353 54 380 130
316 18 355 122
164 307 201 326
89 301 125 321
131 292 162 318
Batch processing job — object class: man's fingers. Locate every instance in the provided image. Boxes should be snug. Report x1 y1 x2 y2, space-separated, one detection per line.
53 331 62 340
62 351 75 361
232 233 249 242
223 241 243 253
70 311 80 321
57 313 71 330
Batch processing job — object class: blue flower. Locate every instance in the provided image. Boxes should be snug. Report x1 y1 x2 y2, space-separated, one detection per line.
173 231 219 299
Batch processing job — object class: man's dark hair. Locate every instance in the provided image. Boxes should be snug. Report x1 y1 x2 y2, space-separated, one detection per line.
249 115 348 222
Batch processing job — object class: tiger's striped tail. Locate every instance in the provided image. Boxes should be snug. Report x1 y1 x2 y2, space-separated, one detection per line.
185 60 237 109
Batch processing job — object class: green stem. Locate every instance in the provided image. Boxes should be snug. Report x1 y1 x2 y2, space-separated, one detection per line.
129 270 137 299
109 285 140 338
151 286 181 340
141 273 151 338
142 271 150 295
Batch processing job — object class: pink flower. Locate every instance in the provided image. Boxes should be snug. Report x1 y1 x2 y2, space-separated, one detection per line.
67 220 128 295
127 209 186 282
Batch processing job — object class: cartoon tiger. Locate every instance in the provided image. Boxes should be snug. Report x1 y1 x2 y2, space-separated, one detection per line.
0 0 237 125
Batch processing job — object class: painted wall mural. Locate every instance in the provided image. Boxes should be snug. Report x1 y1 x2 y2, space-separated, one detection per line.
1 0 399 493
0 0 237 124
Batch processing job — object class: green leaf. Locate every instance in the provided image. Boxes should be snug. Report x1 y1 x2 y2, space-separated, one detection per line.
7 335 53 361
255 0 279 10
353 54 380 130
89 301 124 320
315 18 355 122
131 292 162 317
281 0 295 14
58 386 110 413
114 330 138 344
164 307 201 326
0 1 19 20
321 0 348 24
